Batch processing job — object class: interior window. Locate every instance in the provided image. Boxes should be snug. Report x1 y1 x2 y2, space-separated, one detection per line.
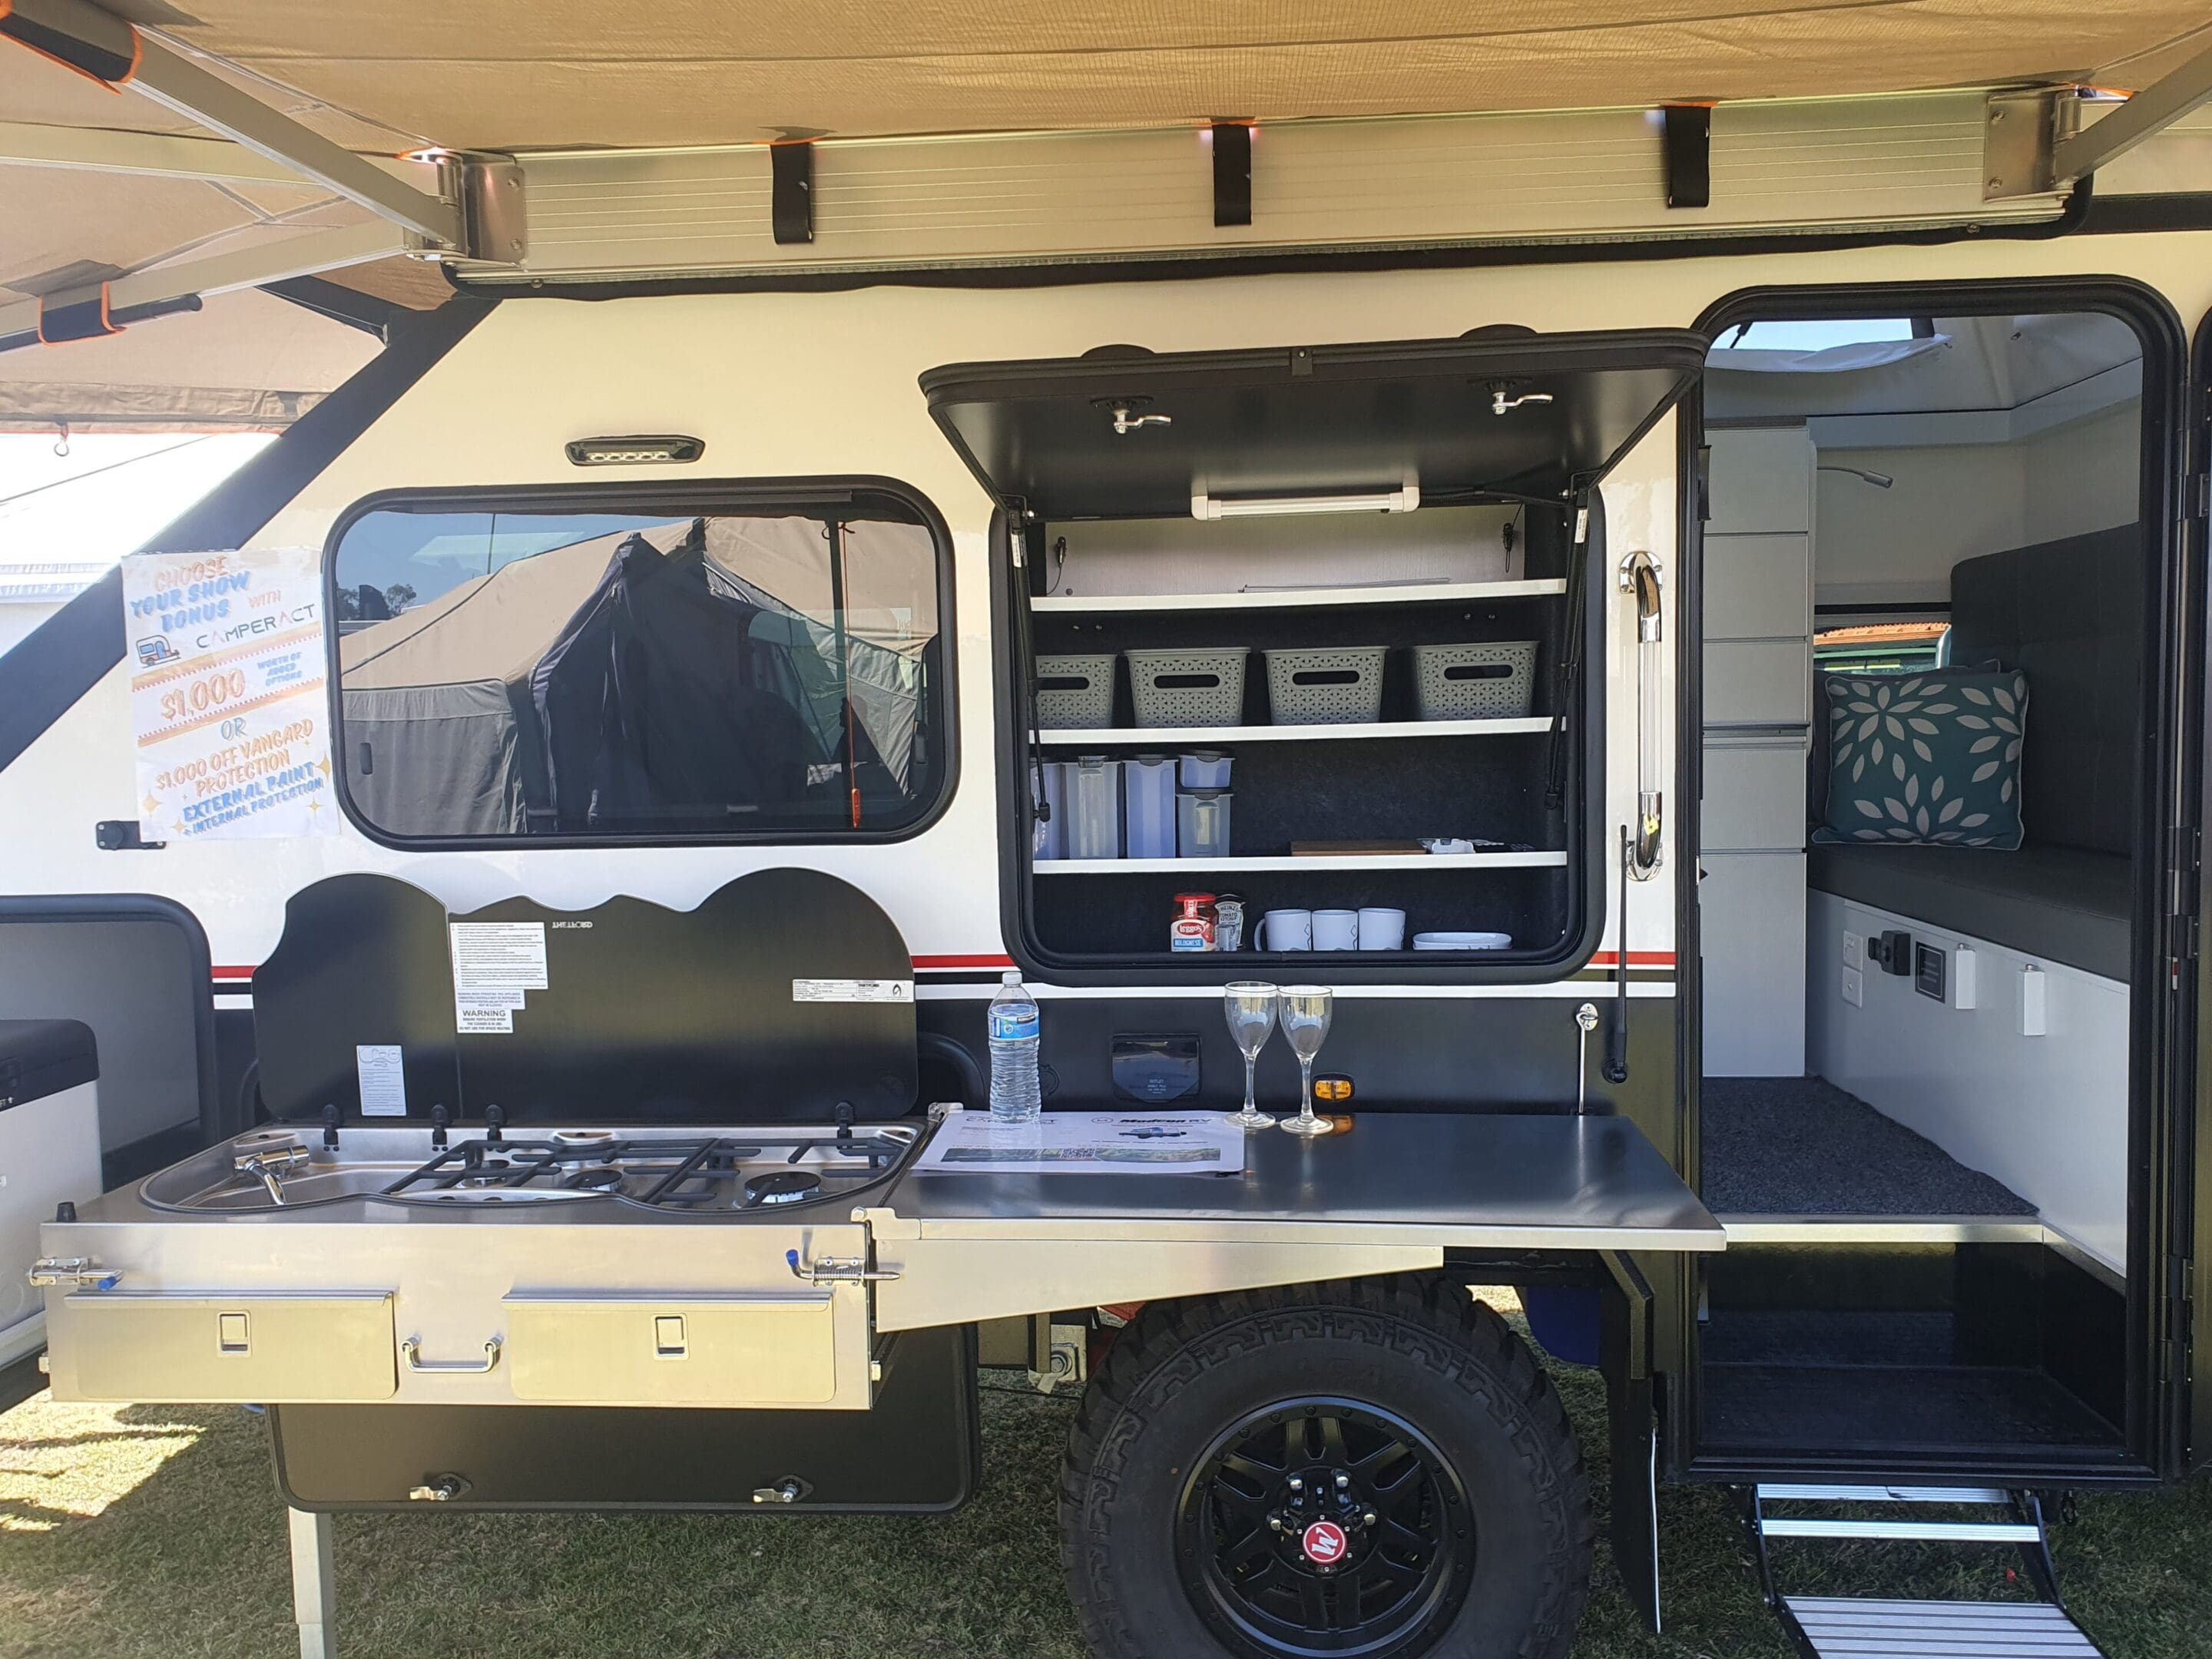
329 494 950 842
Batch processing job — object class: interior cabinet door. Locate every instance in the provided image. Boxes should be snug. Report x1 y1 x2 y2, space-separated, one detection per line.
1700 852 1806 1078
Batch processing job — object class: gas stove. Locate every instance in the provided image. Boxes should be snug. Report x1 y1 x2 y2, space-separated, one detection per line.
145 1121 922 1217
35 1117 928 1415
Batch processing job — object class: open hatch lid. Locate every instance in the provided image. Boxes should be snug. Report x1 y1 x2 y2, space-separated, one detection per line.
920 327 1707 520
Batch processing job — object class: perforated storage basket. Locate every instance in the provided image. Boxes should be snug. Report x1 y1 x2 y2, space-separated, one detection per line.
1414 641 1539 719
1265 647 1387 725
1033 654 1116 729
1125 648 1249 727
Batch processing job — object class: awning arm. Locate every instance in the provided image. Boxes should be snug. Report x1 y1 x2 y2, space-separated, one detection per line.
0 222 406 354
2054 41 2212 182
0 0 522 261
1986 42 2212 199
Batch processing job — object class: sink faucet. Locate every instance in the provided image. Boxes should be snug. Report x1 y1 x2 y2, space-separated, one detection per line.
233 1144 311 1204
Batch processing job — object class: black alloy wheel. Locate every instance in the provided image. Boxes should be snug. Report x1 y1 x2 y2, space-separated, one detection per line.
1062 1276 1591 1659
1177 1397 1474 1656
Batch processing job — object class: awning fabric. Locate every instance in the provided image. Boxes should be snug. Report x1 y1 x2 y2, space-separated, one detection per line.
0 287 380 432
12 4 2209 151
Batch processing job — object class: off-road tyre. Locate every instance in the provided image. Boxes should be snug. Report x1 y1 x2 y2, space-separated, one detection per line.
1061 1275 1592 1659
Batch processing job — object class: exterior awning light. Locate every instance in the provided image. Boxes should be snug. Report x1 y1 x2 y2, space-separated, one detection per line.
1191 484 1419 520
565 435 705 466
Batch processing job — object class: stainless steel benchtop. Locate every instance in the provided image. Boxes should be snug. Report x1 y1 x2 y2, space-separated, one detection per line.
863 1111 1724 1251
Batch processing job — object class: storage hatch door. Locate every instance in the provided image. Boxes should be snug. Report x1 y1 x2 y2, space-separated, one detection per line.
920 328 1707 519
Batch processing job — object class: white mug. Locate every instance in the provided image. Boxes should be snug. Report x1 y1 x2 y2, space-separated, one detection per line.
1313 909 1359 951
1358 907 1407 950
1258 909 1313 950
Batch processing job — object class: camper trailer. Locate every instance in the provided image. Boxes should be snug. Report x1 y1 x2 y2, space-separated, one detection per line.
5 8 2212 1657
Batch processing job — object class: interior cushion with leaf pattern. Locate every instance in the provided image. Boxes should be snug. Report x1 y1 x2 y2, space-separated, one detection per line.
1815 668 2028 849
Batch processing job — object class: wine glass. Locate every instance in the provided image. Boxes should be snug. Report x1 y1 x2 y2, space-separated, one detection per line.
1223 982 1280 1131
1278 985 1336 1138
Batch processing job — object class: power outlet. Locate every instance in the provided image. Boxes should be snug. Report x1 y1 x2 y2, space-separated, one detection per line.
1840 965 1864 1007
1842 932 1864 971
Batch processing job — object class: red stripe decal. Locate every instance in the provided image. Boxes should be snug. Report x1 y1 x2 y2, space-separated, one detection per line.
1590 951 1675 966
913 954 1017 970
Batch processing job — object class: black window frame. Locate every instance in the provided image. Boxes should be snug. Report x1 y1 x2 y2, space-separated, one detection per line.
322 475 959 853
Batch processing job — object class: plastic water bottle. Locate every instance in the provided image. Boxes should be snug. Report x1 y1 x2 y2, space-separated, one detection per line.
988 970 1042 1124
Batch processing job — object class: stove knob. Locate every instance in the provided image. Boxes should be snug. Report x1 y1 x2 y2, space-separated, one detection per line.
54 1201 75 1224
484 1104 505 1144
322 1104 342 1149
430 1104 450 1149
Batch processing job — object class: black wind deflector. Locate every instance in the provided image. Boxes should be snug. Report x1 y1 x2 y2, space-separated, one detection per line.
920 328 1707 520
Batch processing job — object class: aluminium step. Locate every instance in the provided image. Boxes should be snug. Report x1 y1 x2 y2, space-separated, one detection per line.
1782 1597 2104 1659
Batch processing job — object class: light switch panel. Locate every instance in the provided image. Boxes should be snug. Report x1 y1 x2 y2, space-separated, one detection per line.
1840 965 1863 1007
2020 965 2047 1037
1842 932 1863 970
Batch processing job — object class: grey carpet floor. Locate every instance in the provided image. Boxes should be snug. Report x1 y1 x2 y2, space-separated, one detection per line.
1700 1075 2035 1217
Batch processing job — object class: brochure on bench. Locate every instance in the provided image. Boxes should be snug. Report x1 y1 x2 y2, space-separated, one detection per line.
914 1109 1247 1174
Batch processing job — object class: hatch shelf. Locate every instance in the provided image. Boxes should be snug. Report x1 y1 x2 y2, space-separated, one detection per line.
1029 577 1565 614
1036 717 1553 745
1035 851 1568 875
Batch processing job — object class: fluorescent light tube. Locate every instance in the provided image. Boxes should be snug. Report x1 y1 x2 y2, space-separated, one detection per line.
1192 484 1419 520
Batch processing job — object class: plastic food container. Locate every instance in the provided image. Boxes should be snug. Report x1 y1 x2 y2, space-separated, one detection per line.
1413 641 1539 719
1177 787 1233 859
1065 756 1123 859
1125 647 1248 727
1412 931 1515 951
1034 654 1115 730
1178 750 1233 789
1031 760 1068 859
1265 646 1387 724
1124 755 1178 859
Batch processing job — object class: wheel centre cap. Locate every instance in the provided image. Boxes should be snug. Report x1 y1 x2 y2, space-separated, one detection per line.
1300 1519 1349 1565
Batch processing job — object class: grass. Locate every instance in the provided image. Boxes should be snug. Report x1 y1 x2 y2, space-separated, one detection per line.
3 1303 2209 1659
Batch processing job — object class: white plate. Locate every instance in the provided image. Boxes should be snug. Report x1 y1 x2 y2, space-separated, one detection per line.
1412 931 1513 951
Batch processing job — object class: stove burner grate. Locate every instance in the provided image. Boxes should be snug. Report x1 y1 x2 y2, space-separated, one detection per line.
378 1128 916 1213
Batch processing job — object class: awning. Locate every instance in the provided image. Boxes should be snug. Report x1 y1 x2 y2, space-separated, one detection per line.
0 5 2207 411
8 5 2207 151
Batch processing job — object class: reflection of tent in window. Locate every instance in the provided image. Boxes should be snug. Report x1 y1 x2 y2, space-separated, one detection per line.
337 515 932 837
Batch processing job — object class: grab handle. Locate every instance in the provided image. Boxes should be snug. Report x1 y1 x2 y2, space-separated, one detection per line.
402 1336 502 1374
1618 549 1664 882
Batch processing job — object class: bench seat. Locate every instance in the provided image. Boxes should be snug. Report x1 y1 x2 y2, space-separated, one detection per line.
1806 842 2131 981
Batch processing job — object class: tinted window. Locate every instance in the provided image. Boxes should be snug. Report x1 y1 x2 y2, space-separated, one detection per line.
330 494 949 841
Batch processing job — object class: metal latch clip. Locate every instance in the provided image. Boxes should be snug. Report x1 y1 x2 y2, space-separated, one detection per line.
784 1250 900 1285
28 1257 120 1290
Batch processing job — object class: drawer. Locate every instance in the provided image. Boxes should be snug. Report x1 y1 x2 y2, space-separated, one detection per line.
1707 427 1813 534
1704 535 1810 640
58 1292 396 1403
1703 739 1810 851
1704 641 1810 725
505 1293 840 1406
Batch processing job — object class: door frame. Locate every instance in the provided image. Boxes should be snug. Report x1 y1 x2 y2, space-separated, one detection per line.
1669 276 2197 1482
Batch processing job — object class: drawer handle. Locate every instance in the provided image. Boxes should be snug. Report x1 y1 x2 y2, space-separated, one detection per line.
402 1336 501 1374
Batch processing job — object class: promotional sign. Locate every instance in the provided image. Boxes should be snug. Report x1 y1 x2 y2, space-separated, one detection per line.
123 548 336 840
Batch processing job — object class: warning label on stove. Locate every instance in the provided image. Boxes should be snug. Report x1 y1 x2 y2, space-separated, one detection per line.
793 978 913 1004
449 922 548 1033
